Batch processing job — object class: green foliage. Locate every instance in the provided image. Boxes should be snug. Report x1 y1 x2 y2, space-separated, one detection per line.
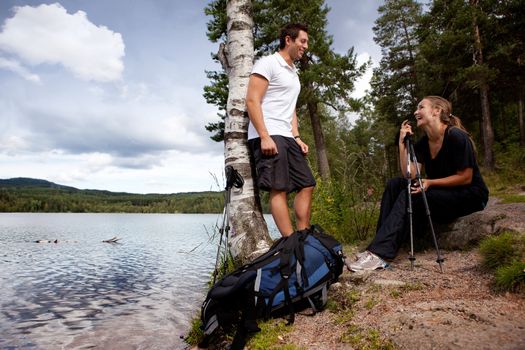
494 261 525 294
203 0 368 145
328 287 360 324
185 317 205 346
371 0 525 173
210 251 237 288
479 232 523 270
0 178 224 213
311 178 379 244
479 232 525 294
499 195 525 204
247 319 300 350
340 325 396 350
371 0 423 126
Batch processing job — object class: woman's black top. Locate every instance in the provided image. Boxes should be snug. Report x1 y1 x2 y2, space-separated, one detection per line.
414 126 489 202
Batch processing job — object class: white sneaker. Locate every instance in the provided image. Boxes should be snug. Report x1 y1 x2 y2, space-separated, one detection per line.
348 251 388 271
355 251 367 260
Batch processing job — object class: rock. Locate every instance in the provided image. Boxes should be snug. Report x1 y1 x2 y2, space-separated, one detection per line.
434 198 525 250
373 279 406 287
342 270 372 284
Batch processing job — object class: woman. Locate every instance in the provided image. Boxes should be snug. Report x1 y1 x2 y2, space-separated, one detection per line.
349 96 489 271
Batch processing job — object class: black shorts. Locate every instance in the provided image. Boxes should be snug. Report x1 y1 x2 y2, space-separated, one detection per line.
248 135 316 193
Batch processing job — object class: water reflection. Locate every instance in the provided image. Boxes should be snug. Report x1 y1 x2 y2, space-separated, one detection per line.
0 213 222 349
0 213 278 349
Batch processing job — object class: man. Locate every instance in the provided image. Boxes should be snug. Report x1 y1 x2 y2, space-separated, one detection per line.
246 23 315 237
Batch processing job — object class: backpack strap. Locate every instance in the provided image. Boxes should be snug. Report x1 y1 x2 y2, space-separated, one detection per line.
278 231 307 324
262 233 299 322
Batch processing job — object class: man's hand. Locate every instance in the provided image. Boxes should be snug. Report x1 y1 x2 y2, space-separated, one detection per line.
296 138 309 155
261 136 278 156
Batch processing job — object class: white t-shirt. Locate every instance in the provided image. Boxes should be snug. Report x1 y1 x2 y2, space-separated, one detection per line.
247 52 301 140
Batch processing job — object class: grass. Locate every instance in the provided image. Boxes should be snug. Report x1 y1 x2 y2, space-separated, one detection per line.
340 325 396 350
494 261 525 294
327 287 360 324
499 194 525 204
478 231 525 294
185 318 205 346
479 232 524 270
247 319 302 350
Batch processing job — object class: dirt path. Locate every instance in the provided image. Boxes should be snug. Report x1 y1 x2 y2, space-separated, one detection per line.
281 249 525 350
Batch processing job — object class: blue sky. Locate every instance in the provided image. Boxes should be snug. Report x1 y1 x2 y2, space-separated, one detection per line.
0 0 383 194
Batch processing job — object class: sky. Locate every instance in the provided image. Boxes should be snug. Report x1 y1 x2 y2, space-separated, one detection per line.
0 0 384 194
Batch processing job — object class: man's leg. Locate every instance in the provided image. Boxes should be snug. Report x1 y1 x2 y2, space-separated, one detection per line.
294 186 314 230
270 189 294 237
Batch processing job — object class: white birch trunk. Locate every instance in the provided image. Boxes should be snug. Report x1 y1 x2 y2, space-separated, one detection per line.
220 0 271 263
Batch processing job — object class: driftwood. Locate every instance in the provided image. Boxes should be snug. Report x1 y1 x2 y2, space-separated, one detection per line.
35 239 79 243
102 236 121 243
35 239 59 243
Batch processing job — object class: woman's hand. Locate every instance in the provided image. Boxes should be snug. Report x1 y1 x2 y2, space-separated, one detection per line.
410 179 432 194
399 119 413 145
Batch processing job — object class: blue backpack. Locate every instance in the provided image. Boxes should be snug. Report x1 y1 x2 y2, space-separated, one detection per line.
200 225 344 348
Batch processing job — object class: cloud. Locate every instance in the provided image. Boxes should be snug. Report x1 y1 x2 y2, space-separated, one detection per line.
0 3 124 82
0 57 40 82
0 149 224 193
8 78 218 158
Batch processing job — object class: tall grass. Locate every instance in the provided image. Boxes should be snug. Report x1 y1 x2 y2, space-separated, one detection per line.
479 232 525 294
483 143 525 197
311 177 381 244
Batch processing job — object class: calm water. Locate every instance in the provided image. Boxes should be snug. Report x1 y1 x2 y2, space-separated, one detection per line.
0 213 278 350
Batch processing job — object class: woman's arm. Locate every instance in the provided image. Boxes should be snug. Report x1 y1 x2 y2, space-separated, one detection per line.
424 167 473 189
412 167 473 193
399 120 417 179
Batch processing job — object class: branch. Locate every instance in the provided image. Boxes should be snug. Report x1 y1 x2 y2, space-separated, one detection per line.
217 42 230 74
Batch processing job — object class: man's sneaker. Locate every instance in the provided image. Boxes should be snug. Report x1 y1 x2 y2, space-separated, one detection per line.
348 251 388 271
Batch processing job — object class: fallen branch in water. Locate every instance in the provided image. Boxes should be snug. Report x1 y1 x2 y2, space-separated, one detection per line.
102 236 121 243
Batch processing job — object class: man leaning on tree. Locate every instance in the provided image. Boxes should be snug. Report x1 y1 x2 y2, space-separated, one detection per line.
246 23 315 237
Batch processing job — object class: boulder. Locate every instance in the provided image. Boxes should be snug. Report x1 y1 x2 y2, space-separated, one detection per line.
435 197 525 250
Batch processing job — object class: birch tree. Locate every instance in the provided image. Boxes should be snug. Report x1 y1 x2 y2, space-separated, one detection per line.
214 0 271 263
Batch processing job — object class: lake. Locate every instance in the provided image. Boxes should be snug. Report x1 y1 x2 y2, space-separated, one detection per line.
0 213 279 349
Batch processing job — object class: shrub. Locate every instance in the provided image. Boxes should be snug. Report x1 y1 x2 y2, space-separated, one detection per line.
494 261 525 294
311 178 380 244
478 232 523 270
479 232 525 294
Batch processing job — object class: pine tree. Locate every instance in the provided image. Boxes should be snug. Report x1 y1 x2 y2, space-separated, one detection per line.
371 0 423 127
204 0 367 180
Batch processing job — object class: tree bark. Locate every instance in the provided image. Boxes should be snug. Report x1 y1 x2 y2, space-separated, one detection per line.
300 55 330 180
221 0 271 263
518 87 525 147
306 98 330 179
471 0 495 170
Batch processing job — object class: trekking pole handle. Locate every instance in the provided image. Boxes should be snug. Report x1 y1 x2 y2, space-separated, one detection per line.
225 165 244 190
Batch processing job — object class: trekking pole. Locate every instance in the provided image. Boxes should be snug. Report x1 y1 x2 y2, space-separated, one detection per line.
404 135 416 271
407 141 445 273
212 165 244 284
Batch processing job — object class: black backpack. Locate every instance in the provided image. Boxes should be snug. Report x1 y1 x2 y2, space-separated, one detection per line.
199 224 344 348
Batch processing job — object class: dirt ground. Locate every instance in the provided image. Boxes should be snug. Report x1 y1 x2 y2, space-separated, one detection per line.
280 248 525 350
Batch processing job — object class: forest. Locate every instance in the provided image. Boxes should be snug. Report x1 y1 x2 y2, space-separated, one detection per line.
204 0 524 243
0 178 224 213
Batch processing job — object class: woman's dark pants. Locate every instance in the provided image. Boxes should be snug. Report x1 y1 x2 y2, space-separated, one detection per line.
367 177 484 260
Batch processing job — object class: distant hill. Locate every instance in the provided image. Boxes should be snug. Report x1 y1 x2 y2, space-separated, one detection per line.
0 178 224 213
0 177 78 191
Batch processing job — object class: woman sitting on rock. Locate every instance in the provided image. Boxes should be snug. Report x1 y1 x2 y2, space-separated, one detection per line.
349 96 489 271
